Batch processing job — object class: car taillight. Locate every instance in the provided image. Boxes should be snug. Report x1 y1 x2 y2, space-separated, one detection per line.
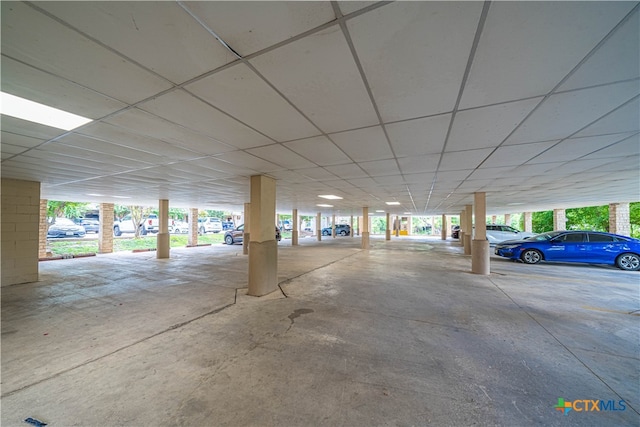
148 219 152 225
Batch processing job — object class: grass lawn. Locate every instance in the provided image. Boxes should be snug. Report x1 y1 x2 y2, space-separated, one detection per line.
47 233 226 256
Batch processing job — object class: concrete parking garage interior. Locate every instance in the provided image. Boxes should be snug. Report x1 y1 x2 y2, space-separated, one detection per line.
2 1 639 426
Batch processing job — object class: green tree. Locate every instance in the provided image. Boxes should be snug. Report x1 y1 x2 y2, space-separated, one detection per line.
532 211 553 233
628 202 640 238
114 204 129 220
566 206 609 231
46 201 90 226
129 205 151 238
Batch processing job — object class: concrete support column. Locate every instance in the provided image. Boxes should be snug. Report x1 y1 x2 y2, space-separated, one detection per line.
459 210 466 246
524 212 532 232
98 203 114 254
350 215 354 238
464 204 473 255
385 212 391 240
316 212 322 241
441 214 448 240
609 203 631 236
357 217 361 236
157 199 170 259
292 209 299 246
504 213 511 227
1 179 40 285
395 216 400 237
491 215 497 224
248 175 277 297
472 192 490 275
553 208 566 230
243 203 250 255
332 214 336 238
39 199 48 258
407 216 413 236
188 208 198 247
362 207 370 249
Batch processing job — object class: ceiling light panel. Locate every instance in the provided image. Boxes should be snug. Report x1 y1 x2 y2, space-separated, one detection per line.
250 26 378 133
1 92 92 131
347 1 483 121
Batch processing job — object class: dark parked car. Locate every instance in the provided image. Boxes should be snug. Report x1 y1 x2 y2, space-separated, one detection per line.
451 225 460 239
224 224 282 245
494 230 640 271
74 218 99 233
47 218 86 238
322 224 351 236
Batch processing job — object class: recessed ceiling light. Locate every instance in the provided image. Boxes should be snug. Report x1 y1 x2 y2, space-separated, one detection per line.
318 195 343 200
87 193 105 197
317 204 333 208
404 212 412 215
385 201 401 205
507 202 525 206
1 92 92 131
112 195 132 199
375 210 385 213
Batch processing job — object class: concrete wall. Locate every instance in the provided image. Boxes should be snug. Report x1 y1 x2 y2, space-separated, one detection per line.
2 179 40 286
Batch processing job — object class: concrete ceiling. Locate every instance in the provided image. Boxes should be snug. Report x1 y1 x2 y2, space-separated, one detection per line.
1 1 638 216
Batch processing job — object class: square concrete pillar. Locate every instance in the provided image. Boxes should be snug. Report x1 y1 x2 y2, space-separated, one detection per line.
1 178 40 285
350 215 354 238
441 214 448 240
385 212 391 240
362 207 370 249
243 203 250 255
157 199 170 259
98 203 114 254
292 209 299 246
459 210 466 246
464 205 473 255
524 212 532 232
332 214 336 238
39 199 48 258
248 175 278 296
316 212 322 241
553 209 566 230
188 208 198 247
504 213 511 227
472 192 490 275
609 203 630 236
395 216 400 237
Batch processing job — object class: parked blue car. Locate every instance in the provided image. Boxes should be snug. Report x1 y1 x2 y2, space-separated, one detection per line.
495 230 640 271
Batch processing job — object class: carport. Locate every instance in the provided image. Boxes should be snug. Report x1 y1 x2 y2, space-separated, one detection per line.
1 1 639 425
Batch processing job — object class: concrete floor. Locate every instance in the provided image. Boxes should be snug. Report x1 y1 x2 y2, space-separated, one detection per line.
2 236 638 426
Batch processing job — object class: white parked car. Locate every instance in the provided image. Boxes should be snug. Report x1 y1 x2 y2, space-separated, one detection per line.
198 217 223 234
114 215 147 236
485 224 535 245
170 221 189 234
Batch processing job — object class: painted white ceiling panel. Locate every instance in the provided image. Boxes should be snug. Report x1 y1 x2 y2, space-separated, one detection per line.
581 134 639 160
1 2 173 104
1 116 68 141
403 173 435 185
34 1 233 85
324 163 369 179
337 1 380 16
434 170 475 182
1 132 45 149
386 114 451 157
460 1 635 108
358 159 400 177
330 126 393 162
397 155 439 175
213 151 283 173
1 57 127 119
558 10 639 92
183 1 336 56
528 133 638 164
185 63 319 142
1 144 28 158
298 167 338 181
74 122 203 162
187 158 257 177
448 98 542 151
481 140 559 168
137 90 272 149
348 1 482 121
54 133 168 164
246 144 316 170
467 166 518 181
104 109 235 156
250 26 378 133
573 98 640 138
505 80 640 144
439 148 493 171
284 136 351 166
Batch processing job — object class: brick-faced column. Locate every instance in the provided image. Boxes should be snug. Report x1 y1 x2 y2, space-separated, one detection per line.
609 203 630 236
188 208 198 246
504 213 511 227
553 209 566 230
524 212 532 232
39 199 48 258
98 203 114 254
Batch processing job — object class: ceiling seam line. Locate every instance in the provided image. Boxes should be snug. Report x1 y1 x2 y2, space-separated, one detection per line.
425 0 492 213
